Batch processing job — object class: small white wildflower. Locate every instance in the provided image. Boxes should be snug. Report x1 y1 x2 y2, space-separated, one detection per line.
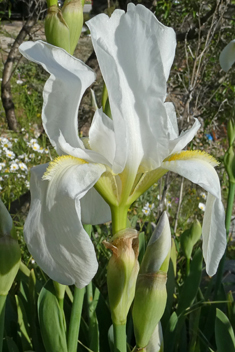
18 154 25 159
32 143 40 151
44 148 49 154
5 150 15 159
0 177 3 181
167 200 172 207
198 203 206 212
1 138 12 149
200 192 207 200
25 180 30 188
0 185 2 190
10 163 19 171
142 207 150 216
29 153 35 158
31 259 35 264
0 162 6 170
16 79 23 85
19 162 28 171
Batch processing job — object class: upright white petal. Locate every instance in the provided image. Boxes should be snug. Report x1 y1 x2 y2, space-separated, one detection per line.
24 161 106 288
19 41 96 154
219 39 235 72
168 119 201 155
161 153 226 276
87 4 176 177
89 108 116 166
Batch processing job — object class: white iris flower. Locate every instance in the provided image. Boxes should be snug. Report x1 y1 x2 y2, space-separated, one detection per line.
19 4 226 288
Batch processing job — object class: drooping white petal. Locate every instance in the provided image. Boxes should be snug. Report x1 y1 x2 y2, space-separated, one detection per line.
24 160 106 288
87 4 176 177
19 41 95 154
219 39 235 72
80 187 111 224
89 108 116 166
202 193 226 276
161 152 226 276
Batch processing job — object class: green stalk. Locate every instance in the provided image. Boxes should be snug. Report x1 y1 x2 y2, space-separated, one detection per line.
214 181 235 298
47 0 58 6
111 206 128 234
113 323 127 352
67 287 85 352
83 225 93 321
225 182 235 235
0 295 6 352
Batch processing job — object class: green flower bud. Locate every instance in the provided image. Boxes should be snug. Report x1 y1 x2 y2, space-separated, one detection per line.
0 199 21 296
104 228 139 325
227 118 235 147
132 212 171 349
62 0 83 55
224 145 235 183
45 5 70 53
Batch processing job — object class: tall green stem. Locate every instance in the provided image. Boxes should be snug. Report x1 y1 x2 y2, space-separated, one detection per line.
67 287 85 352
113 323 127 352
111 206 128 234
214 181 235 298
0 295 6 352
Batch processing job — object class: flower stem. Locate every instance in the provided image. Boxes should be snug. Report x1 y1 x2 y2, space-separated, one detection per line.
0 295 6 352
67 287 85 352
111 206 128 234
113 323 127 352
214 181 235 299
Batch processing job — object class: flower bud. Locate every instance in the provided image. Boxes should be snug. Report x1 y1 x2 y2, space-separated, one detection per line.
0 199 21 296
62 0 83 55
104 228 139 325
224 145 235 183
45 5 70 53
227 118 235 147
132 212 171 348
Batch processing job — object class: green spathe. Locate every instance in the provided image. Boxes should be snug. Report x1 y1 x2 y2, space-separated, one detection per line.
45 5 70 53
104 228 139 325
62 0 83 55
132 212 171 348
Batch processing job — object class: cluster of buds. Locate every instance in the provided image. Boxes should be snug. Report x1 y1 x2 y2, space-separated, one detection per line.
105 213 171 350
45 0 83 55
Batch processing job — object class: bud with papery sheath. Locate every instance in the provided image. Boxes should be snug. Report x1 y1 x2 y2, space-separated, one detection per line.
62 0 83 55
45 5 70 53
104 228 139 325
132 212 171 349
0 199 21 296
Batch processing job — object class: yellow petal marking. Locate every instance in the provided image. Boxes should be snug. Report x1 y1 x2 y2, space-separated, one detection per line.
43 155 87 181
164 150 218 167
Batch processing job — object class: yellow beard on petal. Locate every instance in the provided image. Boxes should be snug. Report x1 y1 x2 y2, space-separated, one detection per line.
43 155 87 181
164 150 219 167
